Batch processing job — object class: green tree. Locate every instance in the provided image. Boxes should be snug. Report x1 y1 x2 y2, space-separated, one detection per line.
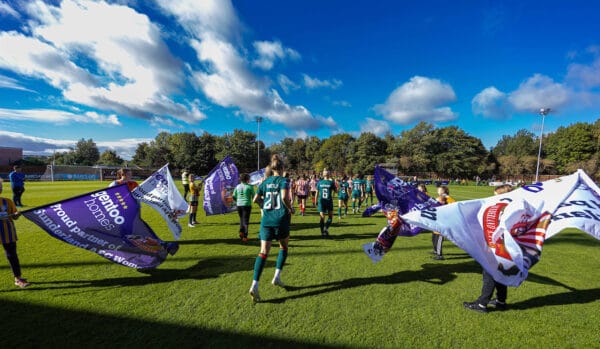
351 132 387 174
544 122 597 174
430 126 489 179
97 150 124 166
216 129 257 173
314 133 355 173
73 138 100 165
195 132 218 175
391 122 436 173
491 129 538 158
167 132 201 171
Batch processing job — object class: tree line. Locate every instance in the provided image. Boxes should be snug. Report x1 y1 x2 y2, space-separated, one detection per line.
43 119 600 180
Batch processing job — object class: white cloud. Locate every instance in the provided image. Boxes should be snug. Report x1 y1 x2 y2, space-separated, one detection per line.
0 0 204 124
0 108 120 125
0 1 20 19
277 74 299 94
0 130 149 159
507 74 570 112
471 86 509 119
252 40 300 70
360 118 391 136
566 57 600 89
0 74 35 92
333 100 352 108
374 76 457 124
303 74 343 89
160 0 332 131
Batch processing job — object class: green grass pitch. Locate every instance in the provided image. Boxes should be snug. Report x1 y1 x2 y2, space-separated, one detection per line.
1 181 599 348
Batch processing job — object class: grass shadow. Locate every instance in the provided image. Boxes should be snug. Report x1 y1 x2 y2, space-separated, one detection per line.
1 256 271 292
263 261 482 304
0 298 339 348
509 288 600 310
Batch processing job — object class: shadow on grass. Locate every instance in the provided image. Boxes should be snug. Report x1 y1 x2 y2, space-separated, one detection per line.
0 256 270 293
543 232 600 247
0 298 338 348
263 261 483 304
509 288 600 310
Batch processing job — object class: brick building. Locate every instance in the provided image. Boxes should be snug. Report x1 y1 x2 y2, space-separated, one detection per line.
0 146 23 166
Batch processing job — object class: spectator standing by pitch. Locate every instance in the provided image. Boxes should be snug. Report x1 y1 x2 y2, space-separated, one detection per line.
181 169 190 201
8 165 25 207
0 178 30 288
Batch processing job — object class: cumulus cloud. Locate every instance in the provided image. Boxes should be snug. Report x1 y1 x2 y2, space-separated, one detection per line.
0 108 120 125
0 130 148 159
252 40 300 70
0 0 205 124
507 74 570 112
374 76 457 124
471 87 509 119
159 0 333 131
360 118 391 136
277 74 299 94
303 74 343 89
566 57 600 89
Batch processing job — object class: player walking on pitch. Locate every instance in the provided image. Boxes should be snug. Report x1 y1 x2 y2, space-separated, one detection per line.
249 154 293 303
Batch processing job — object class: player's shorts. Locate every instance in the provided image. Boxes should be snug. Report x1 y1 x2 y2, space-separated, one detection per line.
259 216 291 241
351 191 362 199
338 193 348 201
297 194 307 200
318 200 334 213
190 199 199 207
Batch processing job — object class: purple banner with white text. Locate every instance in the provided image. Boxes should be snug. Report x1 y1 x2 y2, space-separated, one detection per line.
23 184 178 269
203 156 239 215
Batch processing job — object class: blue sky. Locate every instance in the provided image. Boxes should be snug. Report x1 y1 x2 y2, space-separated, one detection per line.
0 0 599 159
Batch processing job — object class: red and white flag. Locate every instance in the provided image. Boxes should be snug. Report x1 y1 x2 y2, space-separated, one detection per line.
401 170 600 287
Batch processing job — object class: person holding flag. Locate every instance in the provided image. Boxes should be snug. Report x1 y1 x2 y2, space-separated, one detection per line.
0 178 30 288
109 168 139 191
188 174 202 227
463 184 513 313
317 169 337 237
432 185 455 260
249 154 293 303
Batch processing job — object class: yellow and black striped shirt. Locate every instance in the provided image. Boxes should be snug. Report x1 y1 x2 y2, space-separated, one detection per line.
0 197 18 244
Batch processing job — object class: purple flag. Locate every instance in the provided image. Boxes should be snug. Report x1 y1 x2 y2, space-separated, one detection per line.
363 166 440 263
23 184 178 269
203 156 239 215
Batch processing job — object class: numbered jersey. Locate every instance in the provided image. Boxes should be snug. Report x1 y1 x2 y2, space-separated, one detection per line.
351 179 364 193
317 179 336 203
257 176 288 226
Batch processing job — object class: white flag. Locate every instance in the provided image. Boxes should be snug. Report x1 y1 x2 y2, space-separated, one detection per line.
132 164 189 240
401 170 600 287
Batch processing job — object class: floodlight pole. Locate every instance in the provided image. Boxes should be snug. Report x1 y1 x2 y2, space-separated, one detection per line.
256 116 263 171
535 108 551 183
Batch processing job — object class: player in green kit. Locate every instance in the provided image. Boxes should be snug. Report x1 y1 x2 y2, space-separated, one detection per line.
351 174 365 213
365 174 375 206
337 175 349 219
317 169 336 237
249 155 293 303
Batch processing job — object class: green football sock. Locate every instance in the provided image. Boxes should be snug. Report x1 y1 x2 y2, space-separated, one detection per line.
276 249 288 270
253 253 267 281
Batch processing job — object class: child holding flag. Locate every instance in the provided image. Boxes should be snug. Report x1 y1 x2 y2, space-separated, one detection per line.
0 178 30 288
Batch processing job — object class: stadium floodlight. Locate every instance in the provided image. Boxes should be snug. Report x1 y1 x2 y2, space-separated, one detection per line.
535 108 551 183
256 116 263 171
